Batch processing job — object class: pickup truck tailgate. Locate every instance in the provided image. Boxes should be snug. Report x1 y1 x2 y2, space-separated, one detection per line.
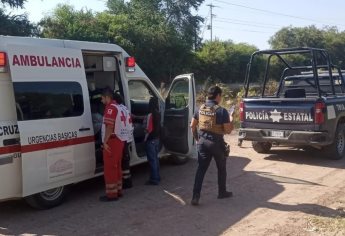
242 98 318 131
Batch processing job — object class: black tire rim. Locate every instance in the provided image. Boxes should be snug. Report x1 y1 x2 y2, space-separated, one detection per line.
39 187 64 201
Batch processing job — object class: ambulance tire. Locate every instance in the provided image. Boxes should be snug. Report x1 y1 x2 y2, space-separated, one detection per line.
25 186 68 209
252 141 272 154
322 124 345 160
169 155 189 165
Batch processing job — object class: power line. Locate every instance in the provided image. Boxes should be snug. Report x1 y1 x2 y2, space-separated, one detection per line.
213 25 273 34
216 17 283 28
214 0 345 28
214 19 280 30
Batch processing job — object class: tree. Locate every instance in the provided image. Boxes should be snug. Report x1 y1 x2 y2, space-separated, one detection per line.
0 10 37 36
1 0 25 8
104 0 205 83
269 25 325 49
107 0 204 49
194 40 259 84
40 2 203 84
106 0 129 14
0 0 38 36
269 25 345 68
40 5 108 42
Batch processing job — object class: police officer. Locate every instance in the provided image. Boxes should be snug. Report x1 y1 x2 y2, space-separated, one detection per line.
190 85 234 206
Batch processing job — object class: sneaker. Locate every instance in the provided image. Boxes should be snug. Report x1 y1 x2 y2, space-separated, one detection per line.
99 196 118 202
145 180 159 186
218 191 233 199
191 194 200 206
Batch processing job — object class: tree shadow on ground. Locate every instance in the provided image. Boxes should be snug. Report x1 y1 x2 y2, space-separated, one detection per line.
0 155 339 236
263 202 345 218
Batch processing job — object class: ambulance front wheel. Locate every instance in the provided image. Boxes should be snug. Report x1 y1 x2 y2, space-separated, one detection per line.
25 186 68 209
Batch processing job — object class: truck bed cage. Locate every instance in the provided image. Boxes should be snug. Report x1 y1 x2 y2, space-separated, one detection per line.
244 47 344 98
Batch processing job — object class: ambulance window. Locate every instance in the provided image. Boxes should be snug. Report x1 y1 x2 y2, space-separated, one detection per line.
128 81 153 101
13 82 84 121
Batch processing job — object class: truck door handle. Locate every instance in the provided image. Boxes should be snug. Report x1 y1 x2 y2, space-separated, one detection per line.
79 127 91 132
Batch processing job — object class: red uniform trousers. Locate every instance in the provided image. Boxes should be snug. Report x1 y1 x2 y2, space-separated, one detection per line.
103 136 124 199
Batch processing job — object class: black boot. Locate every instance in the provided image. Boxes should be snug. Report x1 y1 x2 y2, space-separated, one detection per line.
191 194 200 206
122 179 133 189
218 191 233 199
99 195 119 202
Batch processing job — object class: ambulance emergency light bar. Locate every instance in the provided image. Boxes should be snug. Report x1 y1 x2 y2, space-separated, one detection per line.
125 57 135 72
0 52 6 72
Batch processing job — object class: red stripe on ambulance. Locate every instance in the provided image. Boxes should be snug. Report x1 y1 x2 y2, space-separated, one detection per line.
0 145 21 155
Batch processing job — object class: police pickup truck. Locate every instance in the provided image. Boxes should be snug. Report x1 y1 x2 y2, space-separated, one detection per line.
239 48 345 160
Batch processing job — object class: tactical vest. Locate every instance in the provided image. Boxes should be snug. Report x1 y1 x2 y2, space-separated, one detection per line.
198 104 224 135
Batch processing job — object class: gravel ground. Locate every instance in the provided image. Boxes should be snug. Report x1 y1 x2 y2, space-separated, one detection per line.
1 131 345 236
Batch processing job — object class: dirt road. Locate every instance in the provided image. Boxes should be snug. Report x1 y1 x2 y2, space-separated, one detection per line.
1 132 345 236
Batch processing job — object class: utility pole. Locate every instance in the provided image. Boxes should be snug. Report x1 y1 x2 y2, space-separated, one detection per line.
207 3 216 42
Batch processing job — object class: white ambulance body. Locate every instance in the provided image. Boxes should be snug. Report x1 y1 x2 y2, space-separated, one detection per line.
0 36 196 209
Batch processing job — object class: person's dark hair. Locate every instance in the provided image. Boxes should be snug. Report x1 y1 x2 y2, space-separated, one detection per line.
207 85 222 100
101 87 114 99
114 92 124 105
148 96 159 113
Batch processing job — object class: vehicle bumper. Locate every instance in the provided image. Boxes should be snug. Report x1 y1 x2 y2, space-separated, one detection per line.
238 128 332 146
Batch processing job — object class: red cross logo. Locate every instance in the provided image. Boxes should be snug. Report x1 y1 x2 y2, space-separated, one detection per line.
120 111 127 126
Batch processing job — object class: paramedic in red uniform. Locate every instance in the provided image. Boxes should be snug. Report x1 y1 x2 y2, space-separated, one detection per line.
100 88 125 202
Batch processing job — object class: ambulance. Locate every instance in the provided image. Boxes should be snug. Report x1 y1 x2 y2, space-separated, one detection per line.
0 36 196 209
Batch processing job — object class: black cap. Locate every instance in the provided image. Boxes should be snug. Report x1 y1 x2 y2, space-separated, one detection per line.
207 85 222 100
114 92 124 104
101 87 114 98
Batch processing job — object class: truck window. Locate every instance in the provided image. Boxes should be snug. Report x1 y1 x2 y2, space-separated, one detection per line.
166 79 189 109
13 82 84 121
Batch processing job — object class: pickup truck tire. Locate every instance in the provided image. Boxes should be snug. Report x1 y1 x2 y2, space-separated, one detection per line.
25 186 68 209
252 141 272 154
323 124 345 160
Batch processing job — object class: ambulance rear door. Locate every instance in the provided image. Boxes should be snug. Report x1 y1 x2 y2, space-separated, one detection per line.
163 73 196 156
7 44 95 197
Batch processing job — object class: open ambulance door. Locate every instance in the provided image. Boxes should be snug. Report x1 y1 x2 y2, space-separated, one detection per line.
163 74 196 158
7 44 95 208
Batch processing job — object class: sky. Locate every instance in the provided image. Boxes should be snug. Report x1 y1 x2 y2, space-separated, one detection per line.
10 0 345 49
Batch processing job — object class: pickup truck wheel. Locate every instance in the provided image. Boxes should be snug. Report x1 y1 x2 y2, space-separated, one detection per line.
25 186 68 209
252 141 272 154
323 124 345 160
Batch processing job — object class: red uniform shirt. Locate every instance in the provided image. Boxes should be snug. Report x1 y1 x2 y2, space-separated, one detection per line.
103 100 118 127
